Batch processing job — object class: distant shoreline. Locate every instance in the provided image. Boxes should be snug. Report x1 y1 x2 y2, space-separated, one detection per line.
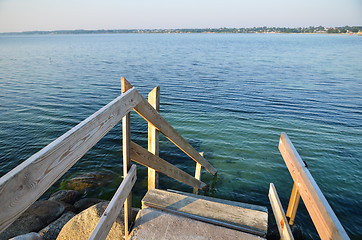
1 26 361 35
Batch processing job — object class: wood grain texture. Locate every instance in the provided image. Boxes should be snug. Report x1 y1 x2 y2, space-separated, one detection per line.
147 86 160 190
268 183 294 240
279 132 349 240
88 165 137 240
0 88 141 233
130 141 208 190
133 94 217 176
121 77 133 237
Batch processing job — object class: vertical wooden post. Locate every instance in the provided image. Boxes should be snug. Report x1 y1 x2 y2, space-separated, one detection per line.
286 183 301 225
121 77 133 238
148 86 160 190
193 152 203 194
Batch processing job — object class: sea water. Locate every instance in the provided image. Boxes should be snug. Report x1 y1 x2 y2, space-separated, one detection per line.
0 33 361 238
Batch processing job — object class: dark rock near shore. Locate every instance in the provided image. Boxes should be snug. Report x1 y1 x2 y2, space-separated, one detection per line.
74 198 106 213
0 200 65 240
290 224 305 240
39 211 76 240
48 190 81 204
267 223 305 240
59 202 77 213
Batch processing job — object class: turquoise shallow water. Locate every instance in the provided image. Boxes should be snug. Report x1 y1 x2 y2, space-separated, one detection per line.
0 33 361 238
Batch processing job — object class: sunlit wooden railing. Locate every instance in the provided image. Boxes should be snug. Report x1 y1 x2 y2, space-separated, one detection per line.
269 132 349 240
88 164 137 240
0 78 216 240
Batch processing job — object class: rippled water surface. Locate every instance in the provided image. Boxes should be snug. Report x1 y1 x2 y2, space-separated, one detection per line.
0 34 361 238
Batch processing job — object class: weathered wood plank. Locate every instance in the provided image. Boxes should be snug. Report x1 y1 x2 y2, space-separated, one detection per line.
0 88 141 233
130 141 208 190
268 183 294 240
279 132 349 240
286 183 300 225
89 165 137 240
121 77 133 238
142 188 268 237
148 86 160 190
193 152 203 194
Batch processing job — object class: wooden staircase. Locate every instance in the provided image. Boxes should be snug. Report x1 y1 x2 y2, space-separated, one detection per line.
129 189 268 239
0 79 350 240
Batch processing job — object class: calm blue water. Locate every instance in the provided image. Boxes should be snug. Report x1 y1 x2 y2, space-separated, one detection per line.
0 33 361 238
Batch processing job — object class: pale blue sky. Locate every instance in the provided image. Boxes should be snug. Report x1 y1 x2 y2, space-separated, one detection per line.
0 0 361 32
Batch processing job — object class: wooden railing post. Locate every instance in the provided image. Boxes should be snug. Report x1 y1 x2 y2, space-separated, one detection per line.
193 152 203 194
121 77 133 238
286 183 301 225
268 183 294 240
148 86 160 190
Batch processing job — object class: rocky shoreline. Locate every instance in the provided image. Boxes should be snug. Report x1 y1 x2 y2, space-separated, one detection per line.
1 189 139 240
1 169 139 240
0 190 95 239
1 170 304 240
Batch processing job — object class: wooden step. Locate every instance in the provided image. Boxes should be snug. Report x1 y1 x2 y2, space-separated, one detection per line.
140 188 268 237
129 207 265 240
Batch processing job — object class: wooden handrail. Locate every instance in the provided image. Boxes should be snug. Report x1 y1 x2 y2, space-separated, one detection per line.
121 78 217 176
279 132 349 240
130 141 208 191
0 88 141 234
88 165 137 240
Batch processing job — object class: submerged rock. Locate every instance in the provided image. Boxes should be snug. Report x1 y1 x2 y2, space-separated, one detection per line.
0 200 65 240
39 211 76 240
57 201 139 240
48 190 81 204
64 172 113 192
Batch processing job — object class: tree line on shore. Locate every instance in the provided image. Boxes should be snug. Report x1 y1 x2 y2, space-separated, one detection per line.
2 26 361 35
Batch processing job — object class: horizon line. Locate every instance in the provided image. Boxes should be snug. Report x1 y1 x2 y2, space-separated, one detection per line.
1 25 362 34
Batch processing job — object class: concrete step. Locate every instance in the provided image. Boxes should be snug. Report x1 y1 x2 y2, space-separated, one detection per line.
129 207 265 240
129 188 268 239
